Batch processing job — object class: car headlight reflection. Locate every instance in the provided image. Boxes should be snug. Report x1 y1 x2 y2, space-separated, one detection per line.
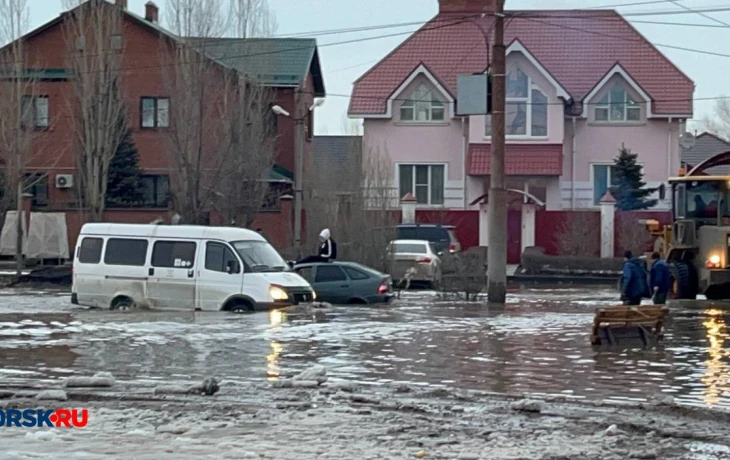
269 286 289 301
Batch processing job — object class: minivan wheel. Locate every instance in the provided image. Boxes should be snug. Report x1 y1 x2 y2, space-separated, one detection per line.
111 297 134 311
227 300 254 313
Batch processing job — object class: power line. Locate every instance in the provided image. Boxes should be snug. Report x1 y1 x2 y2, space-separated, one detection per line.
271 2 720 42
311 88 729 108
518 15 730 59
666 0 730 27
3 5 730 91
585 0 684 8
512 6 730 19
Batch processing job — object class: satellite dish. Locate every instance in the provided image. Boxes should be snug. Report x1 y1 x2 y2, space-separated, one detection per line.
680 131 696 150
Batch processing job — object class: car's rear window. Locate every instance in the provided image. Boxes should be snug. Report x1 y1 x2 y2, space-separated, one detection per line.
393 243 428 254
397 226 451 243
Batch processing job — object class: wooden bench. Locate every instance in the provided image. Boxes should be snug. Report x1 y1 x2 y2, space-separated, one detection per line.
590 305 669 346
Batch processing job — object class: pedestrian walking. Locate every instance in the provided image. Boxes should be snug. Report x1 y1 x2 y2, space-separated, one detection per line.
649 251 670 305
621 250 650 306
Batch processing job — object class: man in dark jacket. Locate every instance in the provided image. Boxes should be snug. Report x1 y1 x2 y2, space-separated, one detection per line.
622 250 649 306
649 252 671 305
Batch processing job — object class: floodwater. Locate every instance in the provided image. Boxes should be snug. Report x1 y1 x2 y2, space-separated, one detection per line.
1 286 730 410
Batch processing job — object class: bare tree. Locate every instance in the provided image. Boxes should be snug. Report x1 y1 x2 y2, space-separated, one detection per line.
0 0 51 275
555 212 600 257
617 217 650 258
214 79 277 226
229 0 277 38
702 99 730 140
62 0 127 222
162 0 235 223
305 140 397 270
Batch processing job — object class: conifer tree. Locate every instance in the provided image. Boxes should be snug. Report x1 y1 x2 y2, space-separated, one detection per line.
611 144 657 211
106 129 145 206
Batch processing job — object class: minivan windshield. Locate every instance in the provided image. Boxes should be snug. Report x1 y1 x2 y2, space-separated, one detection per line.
232 241 290 272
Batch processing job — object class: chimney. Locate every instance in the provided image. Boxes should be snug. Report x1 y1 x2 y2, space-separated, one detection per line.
115 0 127 9
438 0 497 14
145 1 159 23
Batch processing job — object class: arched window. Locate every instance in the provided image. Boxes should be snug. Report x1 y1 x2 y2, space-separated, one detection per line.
594 85 641 122
485 67 548 137
400 84 445 122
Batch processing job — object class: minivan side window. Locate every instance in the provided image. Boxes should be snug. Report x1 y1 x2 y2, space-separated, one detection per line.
205 242 240 273
104 238 149 266
78 237 103 264
152 240 197 268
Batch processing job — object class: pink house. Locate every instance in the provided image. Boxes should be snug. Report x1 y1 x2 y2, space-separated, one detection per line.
348 0 693 256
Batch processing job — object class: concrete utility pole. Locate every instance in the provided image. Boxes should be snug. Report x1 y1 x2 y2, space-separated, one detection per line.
294 88 305 251
486 0 507 305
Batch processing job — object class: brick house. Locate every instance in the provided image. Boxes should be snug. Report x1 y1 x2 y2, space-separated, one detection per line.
7 0 325 251
348 0 693 261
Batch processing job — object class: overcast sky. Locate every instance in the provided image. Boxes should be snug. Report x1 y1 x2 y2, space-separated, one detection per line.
26 0 730 134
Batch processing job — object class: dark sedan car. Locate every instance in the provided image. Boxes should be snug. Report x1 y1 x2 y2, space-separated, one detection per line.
293 261 394 305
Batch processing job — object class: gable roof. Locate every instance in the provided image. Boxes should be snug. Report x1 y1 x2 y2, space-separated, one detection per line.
192 38 325 96
371 63 455 119
681 132 730 175
349 10 693 117
580 63 652 117
14 2 325 95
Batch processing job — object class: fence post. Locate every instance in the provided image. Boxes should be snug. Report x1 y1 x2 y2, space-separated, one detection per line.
479 202 489 246
521 203 536 251
600 192 616 258
401 193 417 224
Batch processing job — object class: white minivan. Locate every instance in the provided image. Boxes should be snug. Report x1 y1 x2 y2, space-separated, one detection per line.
71 223 315 312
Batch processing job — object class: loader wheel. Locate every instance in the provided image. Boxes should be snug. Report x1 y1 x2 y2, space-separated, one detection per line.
670 261 697 300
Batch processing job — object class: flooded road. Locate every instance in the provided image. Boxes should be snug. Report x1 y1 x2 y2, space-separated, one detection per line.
1 286 730 409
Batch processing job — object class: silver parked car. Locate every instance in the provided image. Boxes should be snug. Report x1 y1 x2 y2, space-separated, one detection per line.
386 239 442 289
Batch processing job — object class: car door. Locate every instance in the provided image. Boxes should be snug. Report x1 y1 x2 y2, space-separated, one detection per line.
147 240 197 309
196 241 243 311
312 265 350 304
342 266 374 301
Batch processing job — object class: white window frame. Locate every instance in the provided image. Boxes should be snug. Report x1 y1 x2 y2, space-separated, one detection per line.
593 84 641 123
399 84 445 123
397 163 447 206
591 162 646 206
21 95 49 129
485 66 548 139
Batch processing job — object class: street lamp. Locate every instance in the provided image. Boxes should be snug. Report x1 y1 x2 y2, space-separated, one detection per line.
271 105 290 117
271 98 325 250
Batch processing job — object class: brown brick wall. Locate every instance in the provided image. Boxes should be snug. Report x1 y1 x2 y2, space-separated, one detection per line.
17 4 312 251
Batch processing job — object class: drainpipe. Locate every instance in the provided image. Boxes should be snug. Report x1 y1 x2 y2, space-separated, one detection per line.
462 117 468 209
667 117 674 180
571 117 577 210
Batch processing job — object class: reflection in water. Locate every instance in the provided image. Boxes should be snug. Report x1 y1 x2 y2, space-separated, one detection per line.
266 309 287 381
10 289 730 408
267 341 283 381
701 309 730 406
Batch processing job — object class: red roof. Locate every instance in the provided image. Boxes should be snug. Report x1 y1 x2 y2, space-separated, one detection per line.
349 10 693 116
467 144 563 176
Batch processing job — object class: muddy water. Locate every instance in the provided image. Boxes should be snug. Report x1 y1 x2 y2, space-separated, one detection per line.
1 286 730 409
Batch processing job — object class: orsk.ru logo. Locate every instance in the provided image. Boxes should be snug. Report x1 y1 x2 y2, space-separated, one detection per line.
0 409 89 428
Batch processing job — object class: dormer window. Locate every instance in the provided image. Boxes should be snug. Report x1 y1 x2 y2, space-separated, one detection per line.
486 67 548 137
594 85 641 122
400 85 445 122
